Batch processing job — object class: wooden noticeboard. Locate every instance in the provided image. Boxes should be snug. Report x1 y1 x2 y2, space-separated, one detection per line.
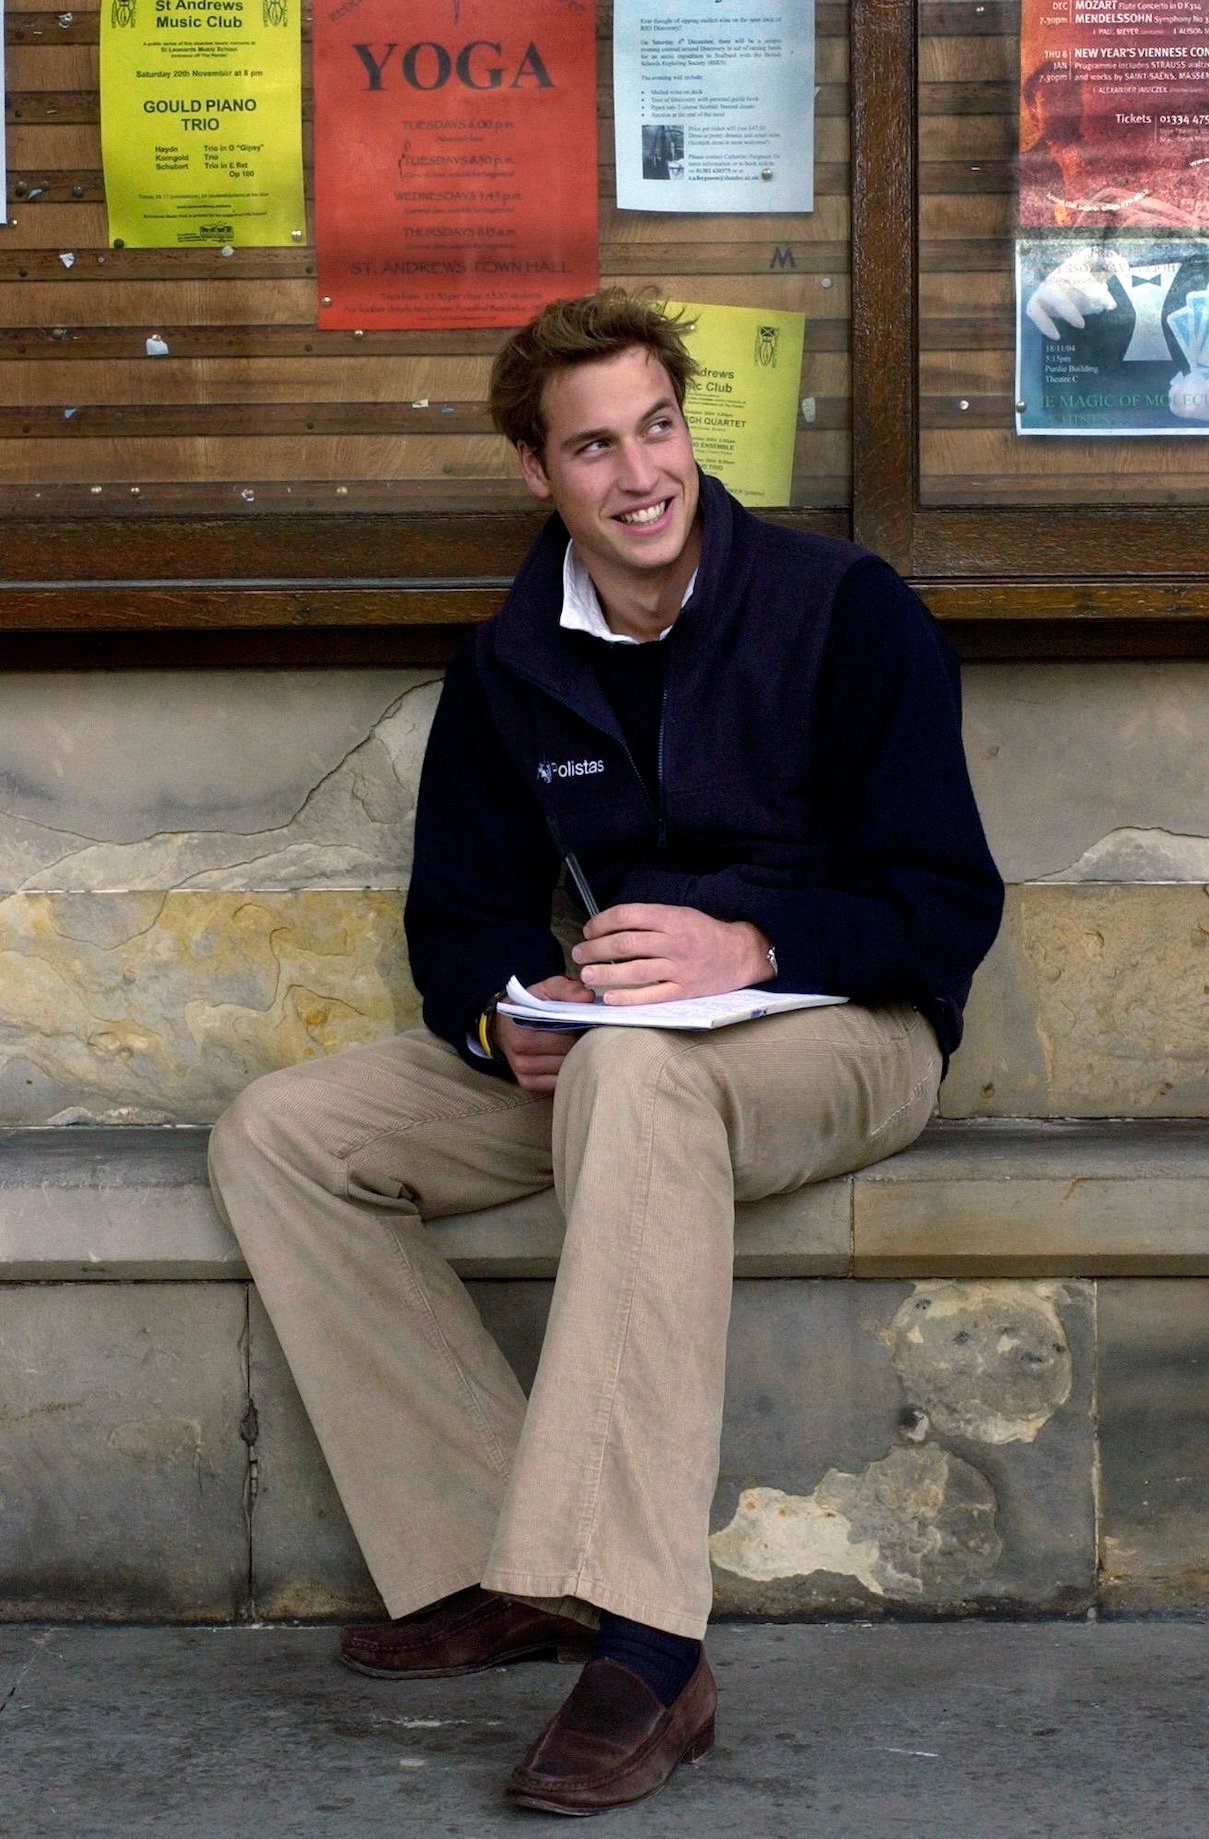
1 0 1205 658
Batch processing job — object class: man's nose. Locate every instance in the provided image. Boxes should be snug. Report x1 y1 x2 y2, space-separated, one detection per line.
616 438 659 492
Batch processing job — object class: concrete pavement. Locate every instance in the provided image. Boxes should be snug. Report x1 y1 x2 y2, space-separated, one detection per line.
2 1620 1207 1838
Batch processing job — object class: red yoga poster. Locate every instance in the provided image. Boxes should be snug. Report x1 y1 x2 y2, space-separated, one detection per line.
313 0 599 329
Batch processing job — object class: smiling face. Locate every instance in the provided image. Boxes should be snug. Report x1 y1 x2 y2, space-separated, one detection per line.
517 346 701 628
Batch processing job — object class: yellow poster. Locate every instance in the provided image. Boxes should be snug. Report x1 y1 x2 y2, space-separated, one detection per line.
669 301 806 507
101 0 304 248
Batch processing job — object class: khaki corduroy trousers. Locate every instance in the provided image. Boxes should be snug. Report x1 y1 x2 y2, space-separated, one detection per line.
207 1002 942 1639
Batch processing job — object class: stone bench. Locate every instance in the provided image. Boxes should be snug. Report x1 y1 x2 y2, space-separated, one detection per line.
1 1118 1204 1281
1 1119 1207 1626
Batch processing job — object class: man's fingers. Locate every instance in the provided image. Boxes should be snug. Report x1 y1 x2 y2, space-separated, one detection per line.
581 903 676 940
576 930 666 967
581 956 673 991
509 1039 579 1066
506 1048 576 1089
528 973 594 1004
496 1005 585 1088
601 981 681 1006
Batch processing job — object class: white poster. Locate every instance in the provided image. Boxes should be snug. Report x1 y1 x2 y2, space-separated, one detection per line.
613 0 814 214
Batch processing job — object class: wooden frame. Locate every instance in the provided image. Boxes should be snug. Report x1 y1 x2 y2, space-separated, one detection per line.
851 0 1209 651
0 506 848 656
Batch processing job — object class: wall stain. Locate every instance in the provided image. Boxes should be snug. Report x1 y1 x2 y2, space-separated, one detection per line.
881 1281 1072 1445
710 1444 1001 1597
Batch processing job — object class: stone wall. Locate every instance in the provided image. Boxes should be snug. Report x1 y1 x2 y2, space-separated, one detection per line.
7 1269 1205 1621
0 670 435 1124
952 662 1209 1118
0 659 1204 1123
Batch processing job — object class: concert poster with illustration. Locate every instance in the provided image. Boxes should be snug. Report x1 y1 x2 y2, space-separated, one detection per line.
1019 0 1209 230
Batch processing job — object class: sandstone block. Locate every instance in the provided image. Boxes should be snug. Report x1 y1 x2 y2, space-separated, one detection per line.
963 660 1209 883
943 884 1209 1118
853 1119 1209 1275
0 890 420 1125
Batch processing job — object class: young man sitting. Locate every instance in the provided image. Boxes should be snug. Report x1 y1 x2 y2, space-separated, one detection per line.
208 289 1002 1816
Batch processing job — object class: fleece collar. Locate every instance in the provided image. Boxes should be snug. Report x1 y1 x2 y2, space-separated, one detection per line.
492 472 755 705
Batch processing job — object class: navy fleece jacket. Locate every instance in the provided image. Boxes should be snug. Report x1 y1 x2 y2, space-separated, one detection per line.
405 475 1004 1071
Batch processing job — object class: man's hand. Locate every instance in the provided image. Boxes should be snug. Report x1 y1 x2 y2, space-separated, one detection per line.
571 904 774 1004
493 974 594 1094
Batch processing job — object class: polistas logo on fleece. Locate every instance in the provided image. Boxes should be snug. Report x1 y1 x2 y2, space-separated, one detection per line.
537 758 604 784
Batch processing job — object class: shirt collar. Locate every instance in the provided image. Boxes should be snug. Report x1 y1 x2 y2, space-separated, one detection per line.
559 542 696 645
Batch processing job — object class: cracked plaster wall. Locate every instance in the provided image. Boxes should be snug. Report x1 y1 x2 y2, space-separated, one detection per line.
0 670 438 893
708 1277 1095 1615
963 661 1209 883
0 1275 1099 1619
1 661 1202 895
952 663 1209 1116
0 672 438 1122
0 661 1202 1122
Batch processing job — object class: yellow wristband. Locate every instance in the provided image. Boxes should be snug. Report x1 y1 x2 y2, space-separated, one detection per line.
477 1005 495 1059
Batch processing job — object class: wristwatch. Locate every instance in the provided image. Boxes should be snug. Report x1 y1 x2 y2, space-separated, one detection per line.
476 991 508 1064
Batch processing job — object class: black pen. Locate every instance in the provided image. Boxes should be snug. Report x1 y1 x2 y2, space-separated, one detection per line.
564 852 604 1003
563 851 600 919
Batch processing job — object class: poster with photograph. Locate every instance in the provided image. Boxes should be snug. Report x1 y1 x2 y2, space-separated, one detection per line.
670 299 805 502
1019 0 1209 229
313 0 597 330
613 0 814 213
1016 236 1209 432
100 0 303 248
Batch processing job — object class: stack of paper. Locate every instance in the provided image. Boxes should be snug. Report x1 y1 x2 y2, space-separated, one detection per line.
498 977 846 1032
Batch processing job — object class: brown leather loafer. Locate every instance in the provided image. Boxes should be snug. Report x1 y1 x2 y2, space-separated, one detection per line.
505 1654 716 1815
339 1586 594 1680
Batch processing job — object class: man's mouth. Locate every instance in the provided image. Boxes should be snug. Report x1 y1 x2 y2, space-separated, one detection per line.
615 499 671 527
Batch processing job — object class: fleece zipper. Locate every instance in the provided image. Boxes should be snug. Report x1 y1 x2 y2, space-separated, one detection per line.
502 656 668 846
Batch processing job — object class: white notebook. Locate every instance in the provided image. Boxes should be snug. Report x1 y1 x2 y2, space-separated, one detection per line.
498 976 847 1032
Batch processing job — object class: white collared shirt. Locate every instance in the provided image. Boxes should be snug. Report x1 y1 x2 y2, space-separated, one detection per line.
559 542 695 644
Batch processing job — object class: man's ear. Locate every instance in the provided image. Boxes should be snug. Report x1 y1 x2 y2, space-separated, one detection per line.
517 442 552 501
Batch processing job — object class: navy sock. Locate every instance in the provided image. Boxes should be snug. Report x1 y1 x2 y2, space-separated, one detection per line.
590 1610 701 1706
